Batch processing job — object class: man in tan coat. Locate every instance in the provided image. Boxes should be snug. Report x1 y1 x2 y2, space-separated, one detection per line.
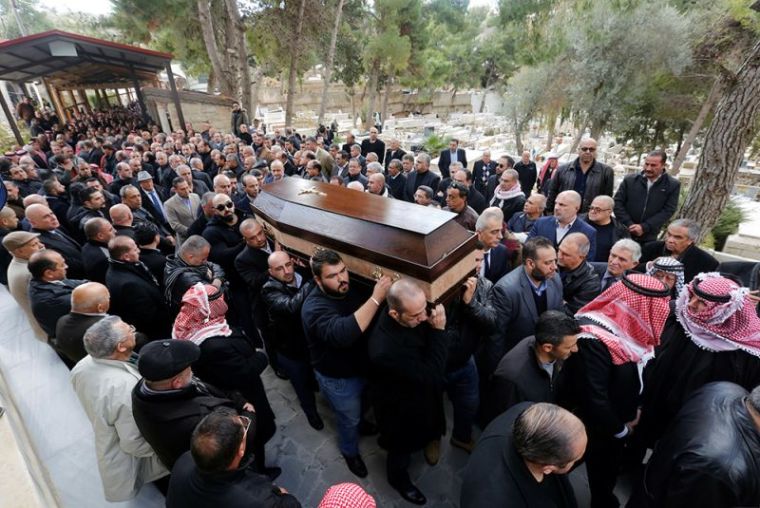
2 231 46 340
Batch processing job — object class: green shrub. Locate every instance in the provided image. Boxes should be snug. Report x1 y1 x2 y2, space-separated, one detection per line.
711 199 746 251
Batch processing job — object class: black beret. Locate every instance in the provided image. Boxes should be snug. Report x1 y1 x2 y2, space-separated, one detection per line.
137 340 200 381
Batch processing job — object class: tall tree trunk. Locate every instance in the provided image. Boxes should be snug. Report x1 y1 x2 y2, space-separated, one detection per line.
285 0 307 126
680 39 760 242
207 67 216 93
349 87 357 128
365 67 379 130
671 78 721 175
197 0 234 97
478 90 487 113
545 110 556 151
224 0 252 112
250 67 264 119
381 79 392 130
318 0 345 125
569 116 589 153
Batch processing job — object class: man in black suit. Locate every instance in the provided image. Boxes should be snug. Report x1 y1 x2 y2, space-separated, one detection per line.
438 139 467 180
106 235 172 340
472 150 497 197
639 219 719 283
137 172 171 232
28 250 87 340
55 282 110 366
452 168 487 214
341 132 356 154
403 153 441 203
82 217 116 283
386 159 407 199
360 127 385 164
476 208 512 284
235 219 281 371
26 203 86 279
234 174 260 218
591 238 641 293
513 151 537 195
384 138 406 172
135 222 167 288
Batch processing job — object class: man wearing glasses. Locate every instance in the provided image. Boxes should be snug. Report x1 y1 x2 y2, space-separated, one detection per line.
71 316 169 501
580 195 631 262
546 138 613 214
166 409 301 507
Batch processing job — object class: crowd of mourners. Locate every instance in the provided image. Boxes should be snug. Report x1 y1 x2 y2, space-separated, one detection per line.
1 99 759 508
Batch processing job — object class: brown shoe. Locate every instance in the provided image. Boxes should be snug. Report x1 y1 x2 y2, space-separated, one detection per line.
424 440 440 465
450 437 475 454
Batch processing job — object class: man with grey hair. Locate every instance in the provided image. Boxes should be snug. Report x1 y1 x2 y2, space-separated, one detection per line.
403 152 441 203
592 238 641 292
462 402 586 507
177 164 210 196
71 315 168 501
386 158 407 199
639 218 718 282
476 207 512 283
365 161 383 176
581 194 631 263
557 232 600 314
529 190 597 261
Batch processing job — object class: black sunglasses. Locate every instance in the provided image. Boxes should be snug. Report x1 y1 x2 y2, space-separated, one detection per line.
580 147 596 152
215 202 234 211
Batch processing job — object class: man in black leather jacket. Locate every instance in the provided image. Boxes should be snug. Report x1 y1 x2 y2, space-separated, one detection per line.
628 382 760 508
164 235 225 311
260 251 323 430
558 233 600 314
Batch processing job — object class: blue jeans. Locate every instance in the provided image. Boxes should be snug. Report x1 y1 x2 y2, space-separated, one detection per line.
277 353 317 416
314 371 366 456
445 356 479 442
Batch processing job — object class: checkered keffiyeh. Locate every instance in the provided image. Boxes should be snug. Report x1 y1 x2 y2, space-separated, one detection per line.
576 273 671 365
646 256 685 296
318 483 376 508
675 272 760 357
172 283 231 345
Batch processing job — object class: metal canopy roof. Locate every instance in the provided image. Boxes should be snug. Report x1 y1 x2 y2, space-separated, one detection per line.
0 30 173 90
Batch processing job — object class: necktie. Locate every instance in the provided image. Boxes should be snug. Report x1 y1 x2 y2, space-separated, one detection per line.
149 192 165 221
602 274 615 291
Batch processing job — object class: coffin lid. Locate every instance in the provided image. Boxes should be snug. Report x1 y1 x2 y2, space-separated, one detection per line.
252 178 477 282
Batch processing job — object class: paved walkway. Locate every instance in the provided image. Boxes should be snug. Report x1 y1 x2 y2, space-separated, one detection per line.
259 367 631 507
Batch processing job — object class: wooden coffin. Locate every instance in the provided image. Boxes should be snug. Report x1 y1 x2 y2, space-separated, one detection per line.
252 178 478 303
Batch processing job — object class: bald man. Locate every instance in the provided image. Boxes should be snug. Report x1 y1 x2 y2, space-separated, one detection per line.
55 282 111 365
260 251 323 429
82 218 116 283
106 236 172 340
27 203 86 279
528 190 597 261
366 173 390 197
557 232 600 314
368 279 452 504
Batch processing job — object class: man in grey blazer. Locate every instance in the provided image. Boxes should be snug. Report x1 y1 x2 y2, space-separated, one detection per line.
486 236 564 378
164 177 200 246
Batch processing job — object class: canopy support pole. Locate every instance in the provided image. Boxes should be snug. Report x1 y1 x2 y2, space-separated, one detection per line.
0 87 24 145
164 62 186 133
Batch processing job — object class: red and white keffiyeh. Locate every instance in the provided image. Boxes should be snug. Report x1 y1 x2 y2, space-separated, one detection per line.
675 272 760 357
576 273 671 365
172 283 231 345
318 483 376 508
